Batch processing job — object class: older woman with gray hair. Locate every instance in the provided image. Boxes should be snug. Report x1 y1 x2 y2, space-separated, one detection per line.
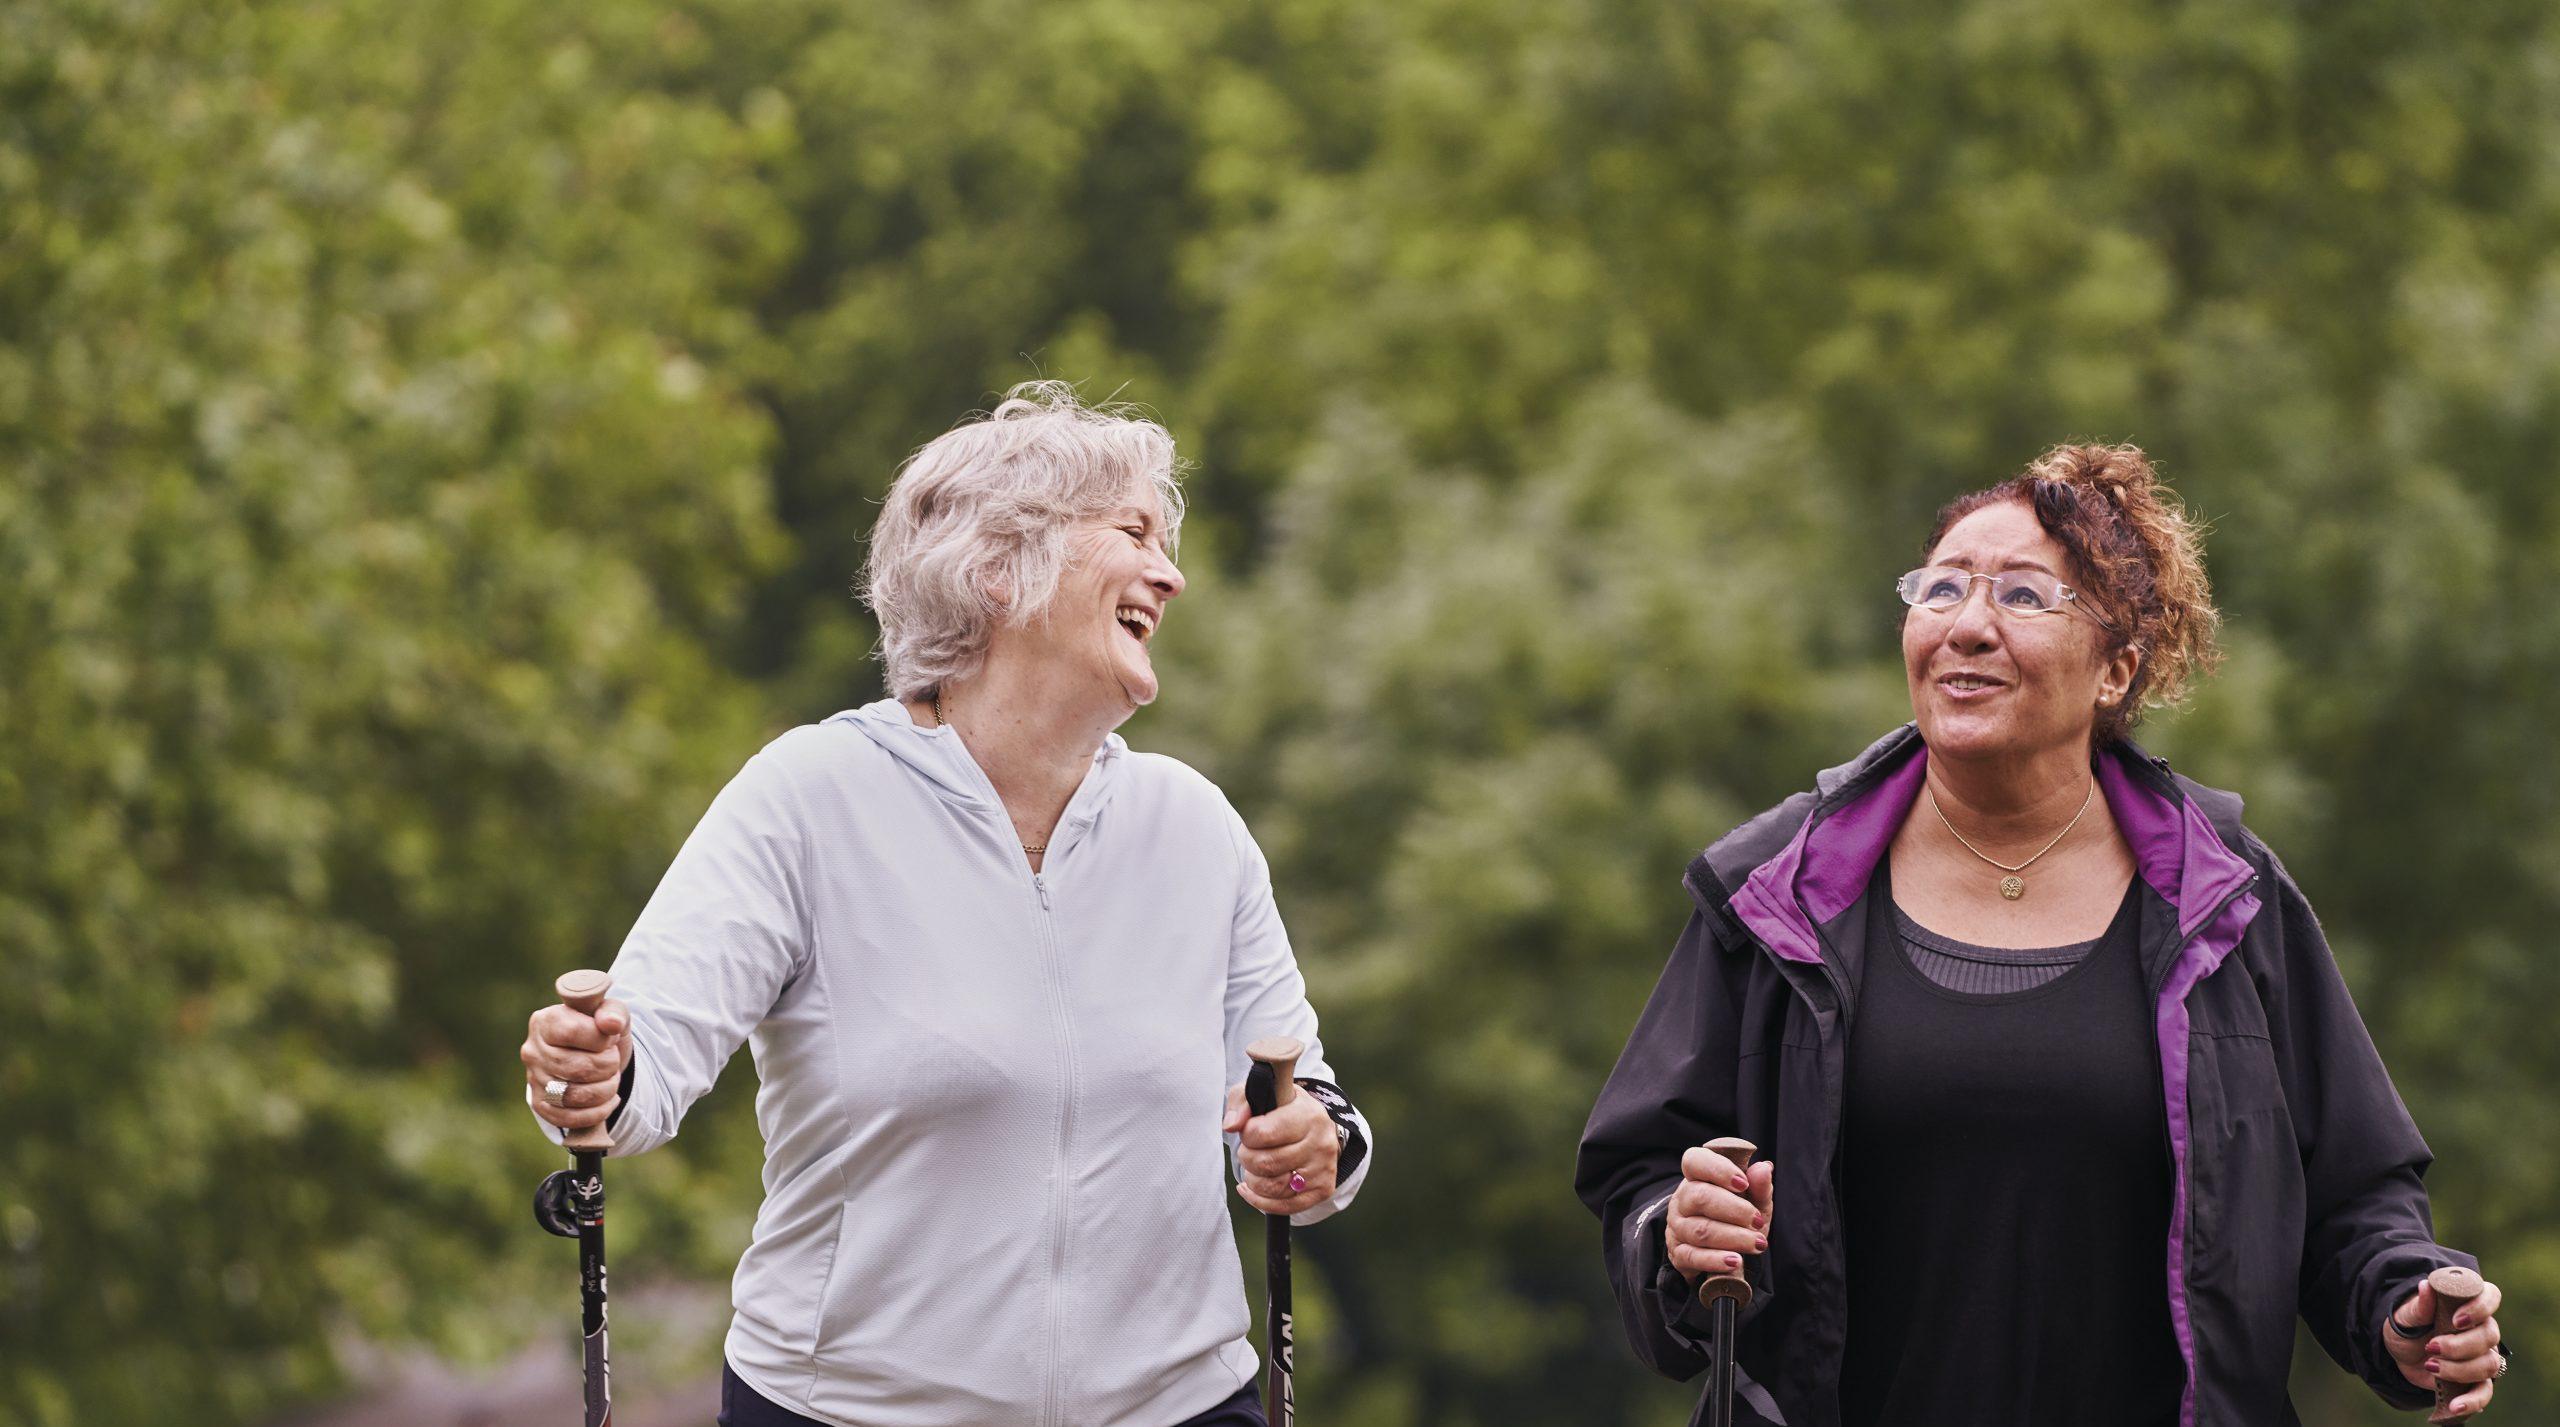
519 383 1371 1427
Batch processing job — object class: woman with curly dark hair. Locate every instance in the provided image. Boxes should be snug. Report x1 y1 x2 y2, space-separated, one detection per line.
1578 446 2510 1425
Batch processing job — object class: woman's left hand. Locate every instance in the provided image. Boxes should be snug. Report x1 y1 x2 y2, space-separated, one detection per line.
2386 1274 2506 1421
1223 1080 1340 1216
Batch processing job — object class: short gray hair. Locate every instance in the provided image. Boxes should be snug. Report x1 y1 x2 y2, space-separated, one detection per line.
860 382 1186 700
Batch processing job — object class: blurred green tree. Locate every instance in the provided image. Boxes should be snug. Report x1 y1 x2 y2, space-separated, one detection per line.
0 1 789 1421
5 0 2557 1424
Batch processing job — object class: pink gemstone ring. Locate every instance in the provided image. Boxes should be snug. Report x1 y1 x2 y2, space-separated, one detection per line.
1287 1171 1308 1194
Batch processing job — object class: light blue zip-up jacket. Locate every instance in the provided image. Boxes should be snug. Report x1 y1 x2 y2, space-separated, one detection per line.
538 700 1370 1427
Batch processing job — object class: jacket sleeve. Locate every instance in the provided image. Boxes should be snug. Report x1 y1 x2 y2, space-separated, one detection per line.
2262 853 2476 1409
527 739 811 1157
1575 906 1766 1382
1222 803 1370 1225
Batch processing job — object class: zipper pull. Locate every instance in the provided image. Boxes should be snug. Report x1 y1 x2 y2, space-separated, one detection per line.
1034 872 1050 910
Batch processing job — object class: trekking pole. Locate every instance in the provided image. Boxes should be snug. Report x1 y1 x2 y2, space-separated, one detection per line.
1695 1137 1758 1427
2426 1265 2486 1417
532 969 615 1427
1245 1037 1304 1427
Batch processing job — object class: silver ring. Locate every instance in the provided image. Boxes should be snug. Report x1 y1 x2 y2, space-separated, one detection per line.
2494 1348 2510 1380
543 1078 570 1108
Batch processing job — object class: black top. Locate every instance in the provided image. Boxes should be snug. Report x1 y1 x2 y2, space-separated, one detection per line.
1840 860 2183 1427
1895 902 2099 994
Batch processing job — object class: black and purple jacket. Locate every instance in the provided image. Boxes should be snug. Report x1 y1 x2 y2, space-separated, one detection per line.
1576 725 2472 1427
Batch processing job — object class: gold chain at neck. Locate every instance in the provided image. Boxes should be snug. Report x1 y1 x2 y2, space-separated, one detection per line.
933 689 1048 856
1928 777 2095 901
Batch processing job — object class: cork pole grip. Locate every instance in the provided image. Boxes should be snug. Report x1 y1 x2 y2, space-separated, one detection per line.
1247 1037 1303 1110
1697 1137 1758 1308
2428 1265 2486 1414
555 969 615 1154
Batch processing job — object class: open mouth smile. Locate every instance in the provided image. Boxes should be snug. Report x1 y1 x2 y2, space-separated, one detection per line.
1937 672 2007 697
1116 606 1158 645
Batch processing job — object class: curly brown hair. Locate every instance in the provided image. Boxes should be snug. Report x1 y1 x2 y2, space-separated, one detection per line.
1925 443 2222 744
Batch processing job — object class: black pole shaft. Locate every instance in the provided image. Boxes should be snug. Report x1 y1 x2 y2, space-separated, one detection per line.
1694 1136 1756 1427
1245 1060 1294 1427
570 1148 612 1427
1265 1209 1293 1427
1709 1298 1735 1427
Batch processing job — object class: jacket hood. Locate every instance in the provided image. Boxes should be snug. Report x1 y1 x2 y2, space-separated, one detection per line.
828 698 1129 827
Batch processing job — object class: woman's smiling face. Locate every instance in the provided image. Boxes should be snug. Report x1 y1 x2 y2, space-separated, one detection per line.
1903 498 2134 764
1048 471 1186 712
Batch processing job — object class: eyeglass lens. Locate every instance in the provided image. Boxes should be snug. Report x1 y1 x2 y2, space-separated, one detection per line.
1899 566 2065 615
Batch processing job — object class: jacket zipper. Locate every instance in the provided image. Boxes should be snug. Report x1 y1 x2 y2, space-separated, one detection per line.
1711 793 1868 1393
1811 934 1855 1407
2151 872 2259 1427
2146 877 2258 1032
1025 863 1077 1427
1726 876 1855 1399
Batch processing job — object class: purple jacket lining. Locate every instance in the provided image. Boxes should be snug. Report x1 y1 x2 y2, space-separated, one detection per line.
1727 741 2261 1427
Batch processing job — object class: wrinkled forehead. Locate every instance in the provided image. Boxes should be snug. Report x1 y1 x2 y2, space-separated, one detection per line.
1119 468 1165 516
1926 497 2069 575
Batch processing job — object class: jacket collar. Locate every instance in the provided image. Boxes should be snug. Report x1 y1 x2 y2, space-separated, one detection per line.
1718 727 2259 973
1691 724 1922 915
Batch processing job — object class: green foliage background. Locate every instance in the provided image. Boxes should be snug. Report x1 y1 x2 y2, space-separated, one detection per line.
4 1 2554 1423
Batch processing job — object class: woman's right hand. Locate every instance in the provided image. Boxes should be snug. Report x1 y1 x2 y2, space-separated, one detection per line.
521 996 632 1133
1666 1145 1775 1281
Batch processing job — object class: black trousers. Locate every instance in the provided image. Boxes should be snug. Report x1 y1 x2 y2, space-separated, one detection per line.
718 1361 1268 1427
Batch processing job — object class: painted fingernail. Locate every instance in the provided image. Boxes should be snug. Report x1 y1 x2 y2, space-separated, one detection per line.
1725 1254 1742 1269
2426 1359 2442 1374
1731 1176 1750 1193
2454 1313 2475 1328
1754 1212 1768 1229
2427 1339 2443 1355
1753 1236 1767 1252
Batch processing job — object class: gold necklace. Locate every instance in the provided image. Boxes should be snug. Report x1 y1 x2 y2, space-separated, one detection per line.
1928 778 2095 901
933 689 1048 856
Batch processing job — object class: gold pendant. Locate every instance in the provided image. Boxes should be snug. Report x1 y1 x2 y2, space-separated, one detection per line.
1999 875 2025 901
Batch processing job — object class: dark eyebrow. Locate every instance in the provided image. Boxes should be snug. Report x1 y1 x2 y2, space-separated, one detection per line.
1932 552 2057 577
